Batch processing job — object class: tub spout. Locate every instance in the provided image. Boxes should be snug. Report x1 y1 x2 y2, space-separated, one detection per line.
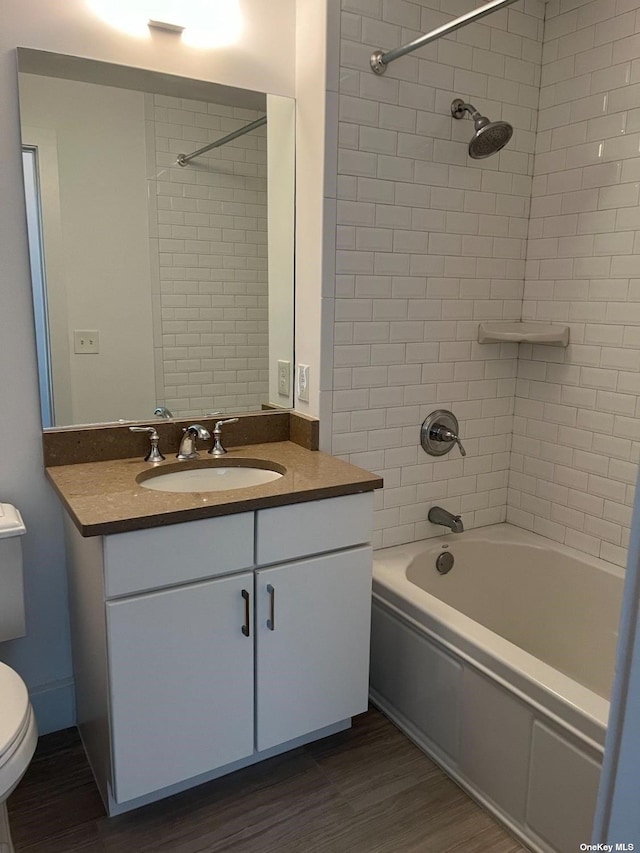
428 506 464 533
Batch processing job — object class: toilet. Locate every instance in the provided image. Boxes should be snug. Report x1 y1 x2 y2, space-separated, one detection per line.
0 505 38 853
0 664 37 853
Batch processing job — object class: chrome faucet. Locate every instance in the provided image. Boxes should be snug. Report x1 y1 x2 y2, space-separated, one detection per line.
428 506 464 533
154 406 174 419
177 424 211 461
209 418 239 456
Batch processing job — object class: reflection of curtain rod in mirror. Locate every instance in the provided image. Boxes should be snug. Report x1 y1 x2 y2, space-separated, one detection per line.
177 115 267 166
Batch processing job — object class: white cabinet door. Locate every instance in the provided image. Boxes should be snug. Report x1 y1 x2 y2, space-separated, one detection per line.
255 546 372 751
107 573 255 803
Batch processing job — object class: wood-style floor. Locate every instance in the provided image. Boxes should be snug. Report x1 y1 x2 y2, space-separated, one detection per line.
8 708 528 853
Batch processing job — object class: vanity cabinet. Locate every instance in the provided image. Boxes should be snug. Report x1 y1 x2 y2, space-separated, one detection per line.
64 492 374 814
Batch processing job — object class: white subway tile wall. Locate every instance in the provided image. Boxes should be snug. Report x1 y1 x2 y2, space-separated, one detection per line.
147 95 269 417
512 0 640 567
334 0 545 549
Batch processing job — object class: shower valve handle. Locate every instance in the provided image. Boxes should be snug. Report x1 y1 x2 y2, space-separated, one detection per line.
431 424 467 457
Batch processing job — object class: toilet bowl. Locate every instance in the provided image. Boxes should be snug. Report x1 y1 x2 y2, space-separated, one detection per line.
0 662 37 853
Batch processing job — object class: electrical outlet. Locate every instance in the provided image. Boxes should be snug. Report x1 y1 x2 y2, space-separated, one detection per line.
297 364 310 402
73 330 100 354
277 360 291 396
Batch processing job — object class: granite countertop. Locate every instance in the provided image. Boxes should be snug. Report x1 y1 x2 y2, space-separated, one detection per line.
46 441 383 536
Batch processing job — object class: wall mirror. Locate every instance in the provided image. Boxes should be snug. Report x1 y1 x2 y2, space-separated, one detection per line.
16 48 295 428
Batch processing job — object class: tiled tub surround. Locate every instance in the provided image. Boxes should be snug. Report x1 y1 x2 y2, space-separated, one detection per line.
331 0 640 565
147 95 269 417
333 0 545 549
511 0 640 568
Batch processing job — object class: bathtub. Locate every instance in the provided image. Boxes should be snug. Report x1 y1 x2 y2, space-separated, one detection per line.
370 523 623 853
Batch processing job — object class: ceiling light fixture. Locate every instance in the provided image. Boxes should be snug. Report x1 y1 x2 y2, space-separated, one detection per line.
147 20 185 34
86 0 243 48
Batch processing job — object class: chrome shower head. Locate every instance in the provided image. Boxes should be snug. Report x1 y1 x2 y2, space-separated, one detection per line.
451 99 513 159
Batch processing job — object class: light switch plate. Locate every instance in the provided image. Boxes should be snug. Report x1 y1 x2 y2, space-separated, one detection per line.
297 364 310 402
277 360 291 396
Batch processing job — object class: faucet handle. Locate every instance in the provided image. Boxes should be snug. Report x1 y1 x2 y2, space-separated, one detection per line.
209 418 240 456
129 426 165 463
214 417 239 429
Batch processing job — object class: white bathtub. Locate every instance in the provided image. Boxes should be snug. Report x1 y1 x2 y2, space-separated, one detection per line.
370 523 623 853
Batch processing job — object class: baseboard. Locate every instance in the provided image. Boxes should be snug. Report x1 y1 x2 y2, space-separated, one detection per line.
29 678 75 735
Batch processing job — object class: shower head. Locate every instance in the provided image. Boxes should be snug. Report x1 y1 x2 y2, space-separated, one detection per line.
451 99 513 159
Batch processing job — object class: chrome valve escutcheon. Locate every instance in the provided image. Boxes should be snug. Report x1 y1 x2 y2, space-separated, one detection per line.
420 410 466 458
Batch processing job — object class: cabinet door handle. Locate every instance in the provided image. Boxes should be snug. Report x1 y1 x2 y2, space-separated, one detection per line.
266 584 275 631
241 589 250 637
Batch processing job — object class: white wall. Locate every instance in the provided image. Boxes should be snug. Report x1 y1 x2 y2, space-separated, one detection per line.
2 0 296 97
295 0 332 431
20 74 157 425
0 0 296 734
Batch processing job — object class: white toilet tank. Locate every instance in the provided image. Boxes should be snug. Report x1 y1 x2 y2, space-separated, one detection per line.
0 503 26 642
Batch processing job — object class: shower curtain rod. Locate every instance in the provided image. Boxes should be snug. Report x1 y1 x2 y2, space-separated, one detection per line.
370 0 520 74
177 115 267 167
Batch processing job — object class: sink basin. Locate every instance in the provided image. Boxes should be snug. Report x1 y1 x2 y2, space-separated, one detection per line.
138 460 285 493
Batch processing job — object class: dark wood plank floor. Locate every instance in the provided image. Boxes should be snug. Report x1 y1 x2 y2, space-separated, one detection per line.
8 708 528 852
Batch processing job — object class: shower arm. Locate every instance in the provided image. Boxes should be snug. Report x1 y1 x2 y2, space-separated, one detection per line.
177 115 267 167
451 99 489 127
370 0 520 74
452 100 479 120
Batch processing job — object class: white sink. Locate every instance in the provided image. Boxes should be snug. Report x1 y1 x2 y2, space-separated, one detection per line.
139 463 284 493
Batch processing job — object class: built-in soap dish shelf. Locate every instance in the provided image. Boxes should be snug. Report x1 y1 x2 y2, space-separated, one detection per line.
478 322 569 347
